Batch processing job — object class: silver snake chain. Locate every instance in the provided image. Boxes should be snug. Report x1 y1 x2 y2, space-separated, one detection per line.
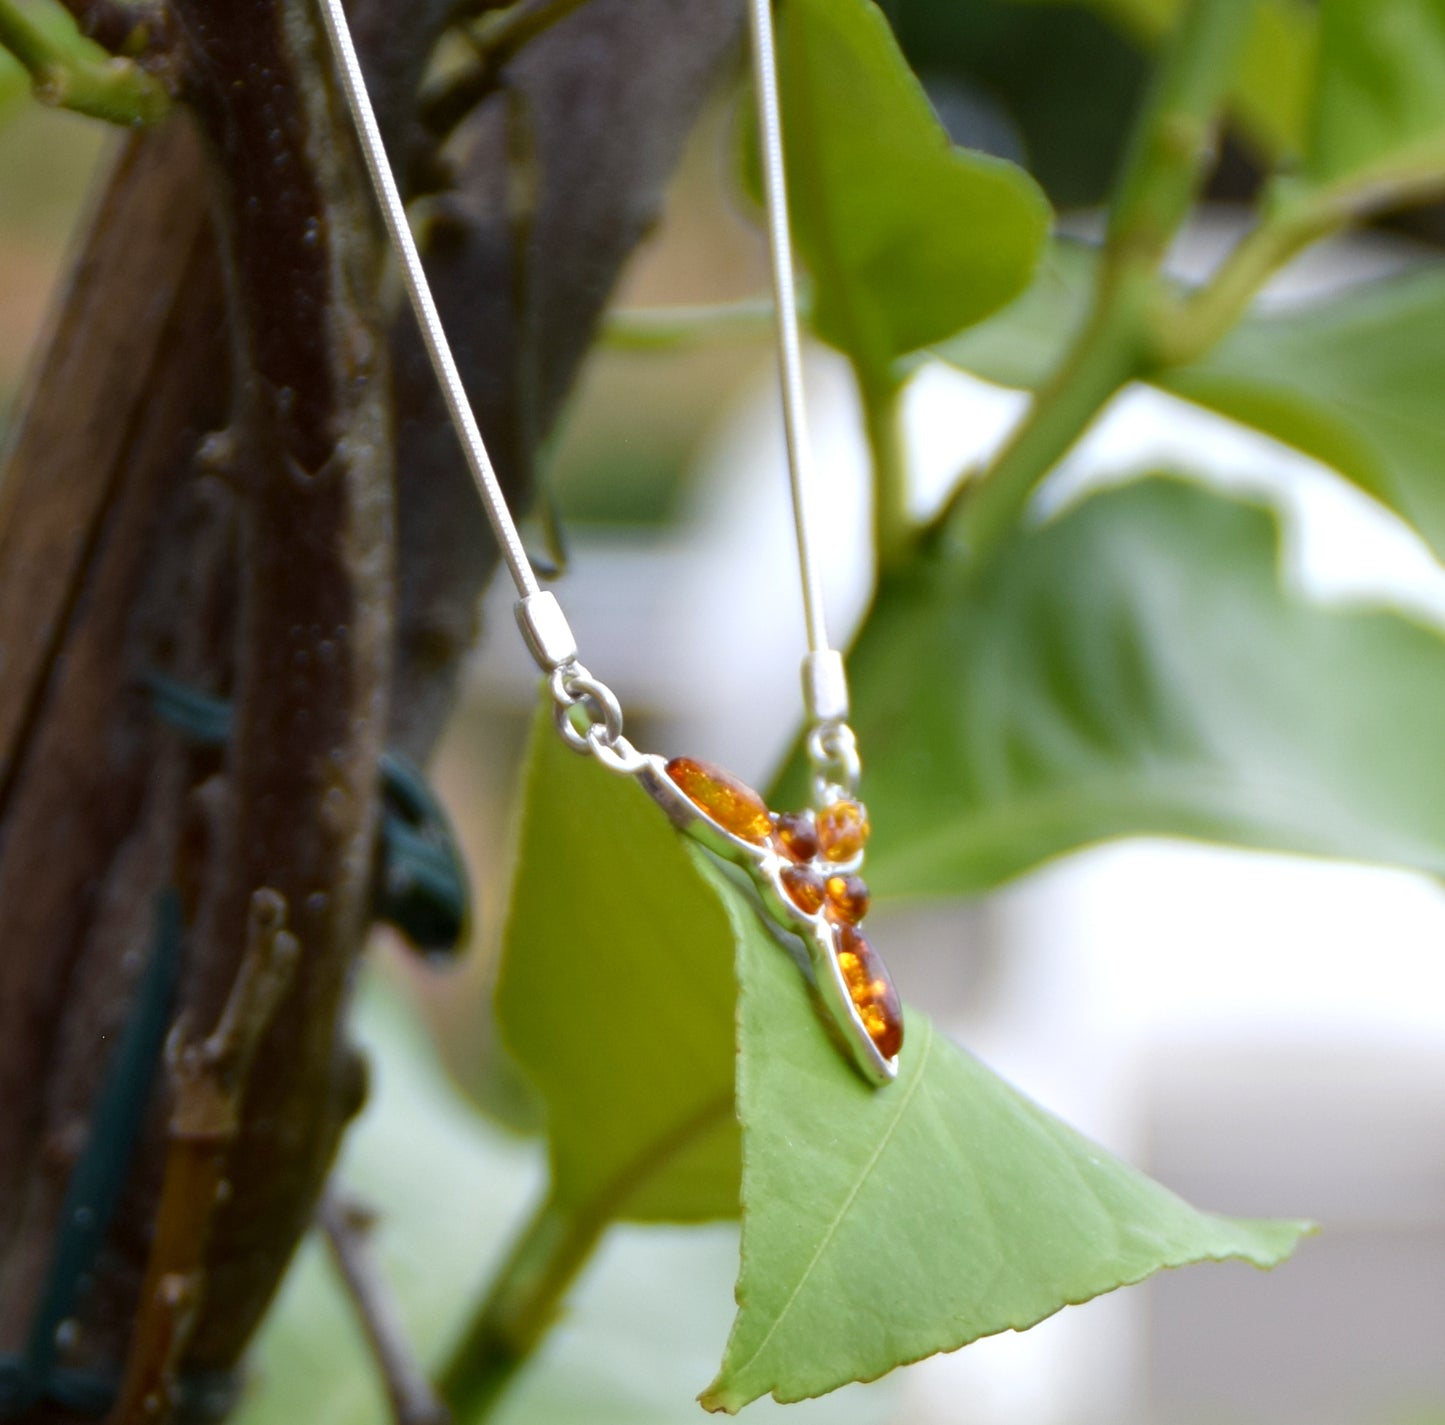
315 0 859 791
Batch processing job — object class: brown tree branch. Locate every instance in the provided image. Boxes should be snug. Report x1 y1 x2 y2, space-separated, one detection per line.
0 5 746 1423
320 1192 451 1425
160 0 394 1374
108 890 299 1425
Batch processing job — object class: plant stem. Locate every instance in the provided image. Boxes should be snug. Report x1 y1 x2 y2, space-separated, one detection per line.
1162 160 1445 365
439 1092 732 1421
600 296 779 351
945 0 1251 570
859 369 912 574
947 267 1154 563
438 1193 602 1423
0 0 168 124
1155 201 1335 365
1106 0 1254 269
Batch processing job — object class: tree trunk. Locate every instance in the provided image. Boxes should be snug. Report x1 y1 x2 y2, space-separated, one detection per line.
0 2 743 1420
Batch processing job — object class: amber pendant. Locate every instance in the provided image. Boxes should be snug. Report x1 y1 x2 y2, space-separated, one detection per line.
638 754 902 1085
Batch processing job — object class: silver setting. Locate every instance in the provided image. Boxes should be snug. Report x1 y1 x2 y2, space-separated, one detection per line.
638 756 897 1086
516 591 578 671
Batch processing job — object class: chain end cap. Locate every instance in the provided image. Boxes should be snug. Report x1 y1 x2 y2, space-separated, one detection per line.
802 650 850 724
516 592 577 671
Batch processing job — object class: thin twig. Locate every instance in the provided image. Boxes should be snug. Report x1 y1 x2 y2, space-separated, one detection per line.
321 1190 452 1425
417 0 590 137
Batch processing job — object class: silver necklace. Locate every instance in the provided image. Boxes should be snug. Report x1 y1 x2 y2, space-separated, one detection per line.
316 0 902 1085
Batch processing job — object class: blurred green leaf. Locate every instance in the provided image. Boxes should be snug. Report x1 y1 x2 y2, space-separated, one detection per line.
1163 266 1445 560
701 865 1308 1412
883 0 1146 210
496 708 739 1222
776 0 1051 375
235 977 544 1425
928 237 1094 388
1232 0 1317 159
0 48 24 111
1305 0 1445 191
999 0 1317 160
778 478 1445 900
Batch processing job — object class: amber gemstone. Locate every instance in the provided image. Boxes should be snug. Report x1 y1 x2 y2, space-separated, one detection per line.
817 799 870 862
824 873 870 925
780 865 826 915
833 924 902 1060
772 811 819 863
665 756 772 843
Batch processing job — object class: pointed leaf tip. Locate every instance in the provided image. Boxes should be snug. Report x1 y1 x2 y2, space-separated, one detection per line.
701 873 1310 1410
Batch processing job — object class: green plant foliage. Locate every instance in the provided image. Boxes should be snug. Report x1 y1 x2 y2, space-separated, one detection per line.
999 0 1316 160
1305 0 1445 191
1164 267 1445 560
929 238 1094 388
496 711 739 1222
775 477 1445 901
0 0 168 125
0 48 23 110
941 249 1445 566
699 865 1308 1413
775 0 1051 377
236 980 541 1425
236 980 893 1425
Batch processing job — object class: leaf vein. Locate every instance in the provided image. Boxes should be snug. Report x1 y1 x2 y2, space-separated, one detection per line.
728 1017 936 1379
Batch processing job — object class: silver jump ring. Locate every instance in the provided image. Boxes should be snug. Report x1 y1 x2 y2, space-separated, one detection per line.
588 729 648 775
807 719 861 801
550 663 627 758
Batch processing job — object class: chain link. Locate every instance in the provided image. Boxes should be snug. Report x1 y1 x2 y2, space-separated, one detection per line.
807 719 861 803
548 663 647 774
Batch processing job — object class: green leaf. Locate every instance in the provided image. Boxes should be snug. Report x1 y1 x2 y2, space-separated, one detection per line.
999 0 1317 161
1305 0 1445 191
496 707 739 1222
928 238 1094 389
236 979 893 1425
701 870 1308 1412
775 0 1051 374
0 49 24 112
1162 266 1445 561
1231 0 1318 160
778 477 1445 900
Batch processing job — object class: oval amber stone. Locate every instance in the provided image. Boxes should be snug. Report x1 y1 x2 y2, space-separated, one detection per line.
772 810 819 863
833 924 902 1060
665 756 772 843
780 864 826 915
824 873 870 925
817 799 870 862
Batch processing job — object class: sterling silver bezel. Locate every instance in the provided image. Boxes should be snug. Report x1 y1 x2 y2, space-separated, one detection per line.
636 756 898 1086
